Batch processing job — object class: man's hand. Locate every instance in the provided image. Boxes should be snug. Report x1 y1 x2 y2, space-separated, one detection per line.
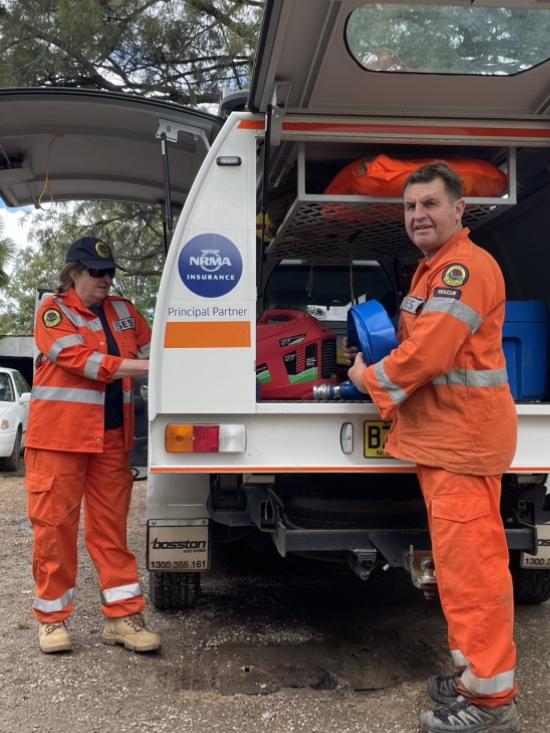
342 336 359 366
347 352 369 393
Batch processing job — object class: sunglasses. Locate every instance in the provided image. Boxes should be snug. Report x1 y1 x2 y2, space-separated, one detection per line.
86 267 116 279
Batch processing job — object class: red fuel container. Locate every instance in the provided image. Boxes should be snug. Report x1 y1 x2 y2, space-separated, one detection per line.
256 309 337 400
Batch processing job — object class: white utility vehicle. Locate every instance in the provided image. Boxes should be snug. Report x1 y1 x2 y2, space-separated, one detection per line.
146 0 550 610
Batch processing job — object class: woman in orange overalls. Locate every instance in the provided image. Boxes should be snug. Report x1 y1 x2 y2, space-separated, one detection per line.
26 236 160 655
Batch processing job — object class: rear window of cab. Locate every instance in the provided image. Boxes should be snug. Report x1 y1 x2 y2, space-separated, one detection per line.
346 3 550 76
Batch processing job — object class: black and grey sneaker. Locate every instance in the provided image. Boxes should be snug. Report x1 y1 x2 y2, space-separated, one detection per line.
427 674 461 704
420 695 521 732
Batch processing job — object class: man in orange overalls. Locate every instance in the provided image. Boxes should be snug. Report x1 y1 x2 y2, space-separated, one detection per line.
348 162 520 733
26 237 160 654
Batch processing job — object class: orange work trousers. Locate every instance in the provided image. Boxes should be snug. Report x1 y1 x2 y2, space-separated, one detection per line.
26 427 145 623
417 465 517 707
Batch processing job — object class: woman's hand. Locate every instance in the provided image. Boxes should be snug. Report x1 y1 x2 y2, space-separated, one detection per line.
113 359 149 378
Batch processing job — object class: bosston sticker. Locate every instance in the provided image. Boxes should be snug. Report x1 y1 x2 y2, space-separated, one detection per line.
95 241 111 259
442 263 469 288
43 308 62 328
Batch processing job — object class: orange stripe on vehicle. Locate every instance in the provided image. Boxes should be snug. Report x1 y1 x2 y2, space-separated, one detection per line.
164 321 251 348
150 464 550 474
238 120 264 129
238 119 550 139
151 465 417 474
508 466 550 473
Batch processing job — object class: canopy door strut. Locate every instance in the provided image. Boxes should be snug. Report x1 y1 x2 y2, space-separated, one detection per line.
155 118 210 254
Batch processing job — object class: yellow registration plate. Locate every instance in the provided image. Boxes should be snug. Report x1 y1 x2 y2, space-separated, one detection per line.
364 420 391 458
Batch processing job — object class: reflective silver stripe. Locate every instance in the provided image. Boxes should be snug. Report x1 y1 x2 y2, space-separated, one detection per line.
33 587 75 613
123 389 134 405
423 297 483 334
451 649 469 669
90 317 103 332
461 667 515 696
56 302 81 326
84 351 106 380
31 385 105 405
433 368 508 388
101 582 142 604
375 358 407 405
56 301 103 332
138 343 150 358
111 300 131 319
48 334 85 361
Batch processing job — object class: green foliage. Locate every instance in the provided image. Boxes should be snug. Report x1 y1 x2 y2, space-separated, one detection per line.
0 0 262 104
346 4 550 75
0 220 15 292
0 201 164 334
0 0 263 334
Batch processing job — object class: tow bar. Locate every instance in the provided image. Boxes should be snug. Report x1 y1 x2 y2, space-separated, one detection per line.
407 546 437 599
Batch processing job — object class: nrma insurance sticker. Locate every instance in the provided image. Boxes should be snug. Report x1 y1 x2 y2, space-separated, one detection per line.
178 233 243 297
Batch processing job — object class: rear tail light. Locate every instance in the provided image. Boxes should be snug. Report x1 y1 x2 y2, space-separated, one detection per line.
165 424 246 453
194 425 220 452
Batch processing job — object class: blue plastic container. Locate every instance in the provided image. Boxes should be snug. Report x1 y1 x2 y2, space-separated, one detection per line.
347 300 398 366
503 300 549 401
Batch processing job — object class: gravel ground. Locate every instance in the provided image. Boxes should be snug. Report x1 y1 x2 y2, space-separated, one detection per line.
1 468 549 733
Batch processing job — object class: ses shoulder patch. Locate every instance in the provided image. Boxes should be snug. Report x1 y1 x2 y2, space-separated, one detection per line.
43 308 62 328
434 287 462 300
442 263 469 287
400 295 425 314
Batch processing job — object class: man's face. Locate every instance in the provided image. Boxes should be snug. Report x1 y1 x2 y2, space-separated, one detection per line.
403 177 465 256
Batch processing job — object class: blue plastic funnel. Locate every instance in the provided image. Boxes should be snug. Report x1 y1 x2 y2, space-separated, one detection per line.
347 300 398 366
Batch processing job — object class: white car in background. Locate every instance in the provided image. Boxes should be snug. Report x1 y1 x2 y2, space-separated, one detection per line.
0 367 30 471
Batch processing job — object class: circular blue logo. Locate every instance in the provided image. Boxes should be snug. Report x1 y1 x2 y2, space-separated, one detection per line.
178 233 243 298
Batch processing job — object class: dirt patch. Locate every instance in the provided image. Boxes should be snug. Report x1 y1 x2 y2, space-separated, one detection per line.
0 469 549 732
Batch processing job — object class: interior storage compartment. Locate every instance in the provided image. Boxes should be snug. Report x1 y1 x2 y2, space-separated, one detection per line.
504 301 549 402
256 139 550 404
265 142 516 261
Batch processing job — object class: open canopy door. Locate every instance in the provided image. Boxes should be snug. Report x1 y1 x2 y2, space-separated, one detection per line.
0 88 222 209
250 0 550 120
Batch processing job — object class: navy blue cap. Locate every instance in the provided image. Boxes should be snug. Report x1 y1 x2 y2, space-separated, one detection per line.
65 236 118 269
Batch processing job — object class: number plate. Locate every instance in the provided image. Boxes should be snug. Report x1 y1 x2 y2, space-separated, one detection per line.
521 524 550 569
364 420 391 458
147 522 209 572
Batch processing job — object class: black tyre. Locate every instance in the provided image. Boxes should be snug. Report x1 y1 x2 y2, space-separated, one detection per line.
149 571 201 611
511 552 550 605
4 427 21 472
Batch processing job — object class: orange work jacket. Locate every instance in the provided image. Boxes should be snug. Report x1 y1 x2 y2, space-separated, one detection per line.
27 288 151 453
363 227 517 475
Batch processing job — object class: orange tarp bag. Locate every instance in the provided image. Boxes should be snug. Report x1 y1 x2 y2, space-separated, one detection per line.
325 155 508 198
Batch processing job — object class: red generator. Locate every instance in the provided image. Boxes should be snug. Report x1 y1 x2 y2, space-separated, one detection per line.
256 309 337 399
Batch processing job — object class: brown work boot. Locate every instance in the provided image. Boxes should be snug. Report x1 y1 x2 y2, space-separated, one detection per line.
102 613 161 653
38 621 72 653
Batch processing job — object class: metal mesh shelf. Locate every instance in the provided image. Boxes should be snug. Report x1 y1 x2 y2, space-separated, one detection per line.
266 145 516 261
